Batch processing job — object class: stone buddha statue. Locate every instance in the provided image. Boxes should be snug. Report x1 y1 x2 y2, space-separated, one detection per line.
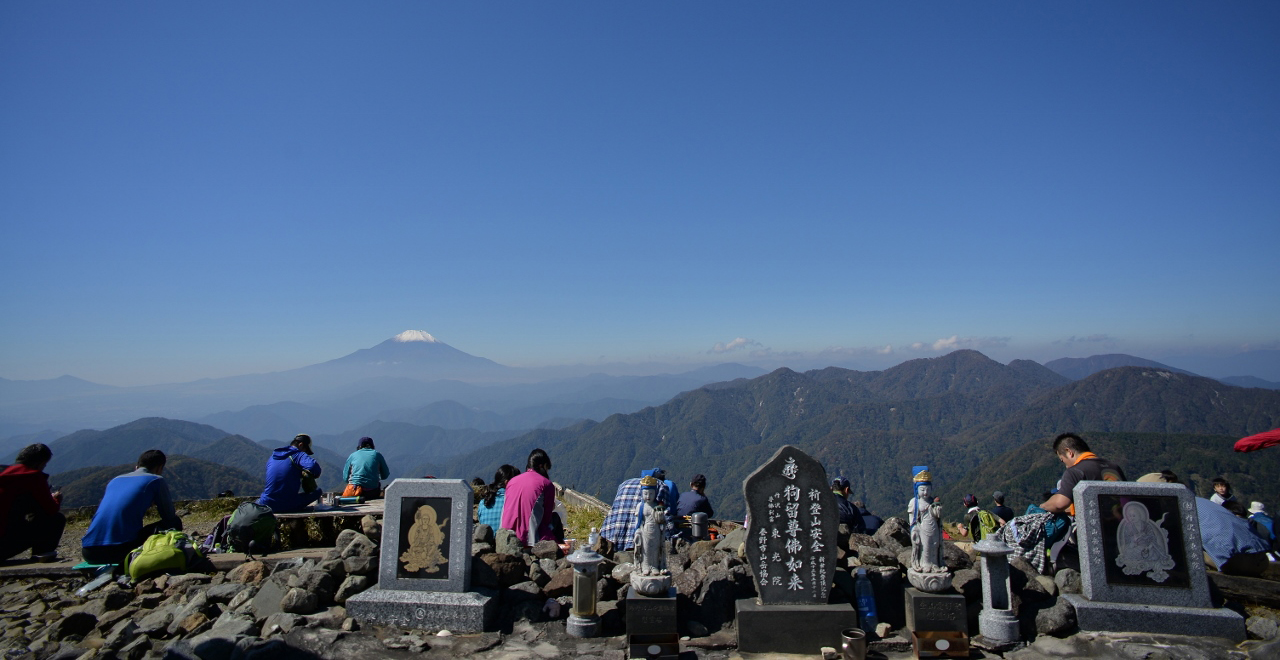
631 476 672 596
906 469 951 592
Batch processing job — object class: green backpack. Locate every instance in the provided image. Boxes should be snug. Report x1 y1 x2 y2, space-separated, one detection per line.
973 509 1000 540
124 530 205 581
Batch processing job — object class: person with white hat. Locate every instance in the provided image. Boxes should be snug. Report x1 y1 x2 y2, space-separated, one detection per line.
1247 501 1277 560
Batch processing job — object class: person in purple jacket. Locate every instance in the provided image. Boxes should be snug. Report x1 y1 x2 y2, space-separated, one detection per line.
257 434 323 514
500 448 556 547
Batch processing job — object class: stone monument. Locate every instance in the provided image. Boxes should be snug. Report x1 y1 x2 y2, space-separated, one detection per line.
736 445 856 654
345 479 495 632
1063 481 1245 642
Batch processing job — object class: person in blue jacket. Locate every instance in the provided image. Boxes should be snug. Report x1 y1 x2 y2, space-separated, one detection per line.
258 434 323 513
643 467 680 513
341 436 390 498
82 449 183 565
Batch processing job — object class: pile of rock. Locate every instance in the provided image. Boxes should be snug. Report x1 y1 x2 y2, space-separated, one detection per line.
837 516 1079 642
0 516 385 660
471 522 756 637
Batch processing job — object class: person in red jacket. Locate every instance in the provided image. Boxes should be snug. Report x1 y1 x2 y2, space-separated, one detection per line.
0 444 65 562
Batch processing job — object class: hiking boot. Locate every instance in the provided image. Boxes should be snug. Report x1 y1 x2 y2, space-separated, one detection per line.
34 552 59 563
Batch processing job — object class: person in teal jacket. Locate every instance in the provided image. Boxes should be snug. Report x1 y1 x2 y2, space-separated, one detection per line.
342 437 390 498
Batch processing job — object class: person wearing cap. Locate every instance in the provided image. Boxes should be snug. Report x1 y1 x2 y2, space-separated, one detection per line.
645 467 680 514
258 434 324 514
1247 502 1277 558
991 491 1015 524
831 476 866 533
676 474 715 532
341 436 390 499
1137 471 1271 577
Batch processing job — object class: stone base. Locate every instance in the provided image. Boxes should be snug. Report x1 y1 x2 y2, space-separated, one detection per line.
345 587 496 633
1063 594 1245 642
626 586 678 659
907 567 953 593
630 573 672 597
566 613 599 638
905 588 967 634
735 598 858 655
977 609 1019 644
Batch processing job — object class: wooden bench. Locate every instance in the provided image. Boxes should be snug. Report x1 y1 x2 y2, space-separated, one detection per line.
271 501 385 549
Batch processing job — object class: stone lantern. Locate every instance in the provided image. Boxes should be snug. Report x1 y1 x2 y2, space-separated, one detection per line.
974 537 1020 645
566 527 605 637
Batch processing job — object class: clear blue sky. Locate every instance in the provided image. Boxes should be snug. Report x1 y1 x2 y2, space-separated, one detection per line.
2 2 1278 386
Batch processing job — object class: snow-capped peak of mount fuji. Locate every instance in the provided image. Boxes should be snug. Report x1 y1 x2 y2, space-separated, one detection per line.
393 330 438 343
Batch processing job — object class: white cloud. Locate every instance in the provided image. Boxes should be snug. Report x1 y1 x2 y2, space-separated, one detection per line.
908 336 1011 353
709 337 762 354
1053 334 1114 345
876 344 894 355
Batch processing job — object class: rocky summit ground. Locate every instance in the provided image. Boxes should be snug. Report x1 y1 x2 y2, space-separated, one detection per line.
3 511 1279 660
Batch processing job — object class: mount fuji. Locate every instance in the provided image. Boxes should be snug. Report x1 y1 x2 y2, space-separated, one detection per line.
292 330 516 383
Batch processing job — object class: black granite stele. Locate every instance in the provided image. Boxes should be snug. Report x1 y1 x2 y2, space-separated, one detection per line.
905 588 967 633
625 586 678 659
742 445 839 604
736 446 854 655
1066 481 1244 642
345 479 495 632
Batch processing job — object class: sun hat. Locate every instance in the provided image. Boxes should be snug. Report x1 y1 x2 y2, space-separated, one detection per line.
1250 501 1266 515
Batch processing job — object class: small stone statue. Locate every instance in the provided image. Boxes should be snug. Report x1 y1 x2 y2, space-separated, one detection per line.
630 476 672 597
906 470 952 592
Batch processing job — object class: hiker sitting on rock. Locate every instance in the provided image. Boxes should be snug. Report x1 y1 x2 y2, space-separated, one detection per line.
500 448 557 547
600 471 674 551
82 449 183 565
0 443 65 563
258 434 324 514
341 436 389 499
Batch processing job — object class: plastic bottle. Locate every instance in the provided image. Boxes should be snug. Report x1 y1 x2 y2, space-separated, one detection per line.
854 567 879 634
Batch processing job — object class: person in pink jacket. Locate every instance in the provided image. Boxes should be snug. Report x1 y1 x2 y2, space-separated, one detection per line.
500 448 556 547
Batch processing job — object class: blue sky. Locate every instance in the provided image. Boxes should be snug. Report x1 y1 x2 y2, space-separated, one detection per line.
2 2 1278 386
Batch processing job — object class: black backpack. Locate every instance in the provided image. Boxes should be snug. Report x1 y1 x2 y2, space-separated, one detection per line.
226 502 279 555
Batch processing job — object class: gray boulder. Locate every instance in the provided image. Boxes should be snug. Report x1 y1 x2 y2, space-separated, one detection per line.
473 523 495 546
857 545 899 567
495 528 523 556
1053 568 1081 595
343 555 378 576
280 587 319 615
715 527 746 553
951 568 982 603
872 517 911 554
1248 616 1279 641
1034 597 1076 637
531 540 561 560
334 575 371 605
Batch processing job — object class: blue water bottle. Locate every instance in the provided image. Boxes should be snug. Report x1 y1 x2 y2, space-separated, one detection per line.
854 567 879 634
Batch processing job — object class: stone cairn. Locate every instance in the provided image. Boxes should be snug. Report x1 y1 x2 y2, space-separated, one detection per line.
3 508 1276 659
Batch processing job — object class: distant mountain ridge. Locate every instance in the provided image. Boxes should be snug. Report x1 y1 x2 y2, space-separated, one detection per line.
441 353 1280 520
52 456 262 508
1043 354 1196 380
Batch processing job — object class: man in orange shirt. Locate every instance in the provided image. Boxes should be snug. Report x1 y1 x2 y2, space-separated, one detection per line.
1039 432 1126 517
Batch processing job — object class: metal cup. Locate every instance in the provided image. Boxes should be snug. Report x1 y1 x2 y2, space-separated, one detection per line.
841 627 867 660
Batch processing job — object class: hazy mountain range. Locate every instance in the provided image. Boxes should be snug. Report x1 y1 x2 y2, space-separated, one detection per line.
0 331 767 441
6 349 1278 520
